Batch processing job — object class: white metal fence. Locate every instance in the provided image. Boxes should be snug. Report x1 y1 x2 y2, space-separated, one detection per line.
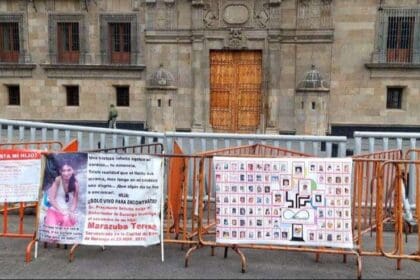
2 119 420 205
354 131 420 204
0 119 348 157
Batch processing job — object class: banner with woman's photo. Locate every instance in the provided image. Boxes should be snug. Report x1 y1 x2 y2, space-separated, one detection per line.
0 150 42 203
214 157 354 249
37 153 164 247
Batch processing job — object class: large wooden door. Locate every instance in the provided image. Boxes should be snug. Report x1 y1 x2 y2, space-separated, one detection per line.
210 50 262 133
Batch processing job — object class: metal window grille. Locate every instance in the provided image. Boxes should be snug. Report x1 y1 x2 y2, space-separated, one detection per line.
386 16 414 63
376 8 420 64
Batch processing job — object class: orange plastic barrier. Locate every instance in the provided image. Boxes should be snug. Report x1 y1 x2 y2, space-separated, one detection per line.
62 139 78 152
166 141 188 241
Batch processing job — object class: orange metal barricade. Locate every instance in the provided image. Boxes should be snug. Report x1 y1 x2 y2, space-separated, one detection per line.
0 141 64 263
75 141 198 246
182 144 364 279
81 142 164 154
185 154 362 279
375 159 420 269
67 142 166 261
352 149 402 258
67 142 204 261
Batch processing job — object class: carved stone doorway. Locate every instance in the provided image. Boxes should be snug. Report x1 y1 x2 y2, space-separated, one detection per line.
209 50 262 133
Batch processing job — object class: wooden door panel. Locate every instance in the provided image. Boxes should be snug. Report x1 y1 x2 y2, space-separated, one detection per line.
210 50 262 133
210 90 230 108
210 51 235 131
237 110 260 128
238 89 260 106
211 110 233 130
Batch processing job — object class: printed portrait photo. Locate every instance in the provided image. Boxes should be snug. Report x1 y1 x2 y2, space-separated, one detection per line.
280 163 288 173
273 191 284 205
312 192 324 207
38 153 87 244
280 175 292 189
309 163 316 172
293 163 304 177
299 179 312 195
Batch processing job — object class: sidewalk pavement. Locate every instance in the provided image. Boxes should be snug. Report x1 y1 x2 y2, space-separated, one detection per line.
0 215 419 279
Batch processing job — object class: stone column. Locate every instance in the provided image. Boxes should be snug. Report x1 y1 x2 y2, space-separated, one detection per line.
191 1 205 131
266 35 281 134
191 36 204 131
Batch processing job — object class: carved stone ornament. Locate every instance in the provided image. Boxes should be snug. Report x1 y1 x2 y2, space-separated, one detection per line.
225 28 247 49
149 64 175 87
255 3 270 28
203 1 219 28
223 4 249 25
204 10 218 27
192 0 205 7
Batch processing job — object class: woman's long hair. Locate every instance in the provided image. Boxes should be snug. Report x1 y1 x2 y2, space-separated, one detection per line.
60 162 77 202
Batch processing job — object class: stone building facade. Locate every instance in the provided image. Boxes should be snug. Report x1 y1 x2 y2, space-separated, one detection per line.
0 0 419 136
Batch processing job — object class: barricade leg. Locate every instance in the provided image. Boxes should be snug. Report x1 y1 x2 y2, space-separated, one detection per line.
356 252 362 280
69 244 79 262
231 246 247 273
25 238 37 263
184 245 199 267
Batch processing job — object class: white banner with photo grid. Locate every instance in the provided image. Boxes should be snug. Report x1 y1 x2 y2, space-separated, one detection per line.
214 157 354 249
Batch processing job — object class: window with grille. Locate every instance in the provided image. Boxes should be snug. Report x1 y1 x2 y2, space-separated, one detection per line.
109 23 131 64
386 16 415 63
57 22 80 63
116 86 129 107
386 87 403 109
65 85 79 106
0 22 19 62
7 85 20 105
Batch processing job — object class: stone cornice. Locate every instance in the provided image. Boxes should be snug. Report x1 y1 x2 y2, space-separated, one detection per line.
296 88 330 93
0 63 36 70
145 28 334 44
40 64 146 79
365 63 420 70
146 86 178 90
0 63 36 78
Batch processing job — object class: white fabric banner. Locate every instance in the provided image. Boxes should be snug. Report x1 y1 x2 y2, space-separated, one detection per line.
214 157 354 249
37 153 163 247
0 150 42 203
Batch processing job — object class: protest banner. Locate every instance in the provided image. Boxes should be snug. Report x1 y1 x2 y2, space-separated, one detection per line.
214 157 353 249
0 150 42 203
37 152 164 249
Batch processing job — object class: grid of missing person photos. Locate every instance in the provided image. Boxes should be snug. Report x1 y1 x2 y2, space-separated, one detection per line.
214 157 353 249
